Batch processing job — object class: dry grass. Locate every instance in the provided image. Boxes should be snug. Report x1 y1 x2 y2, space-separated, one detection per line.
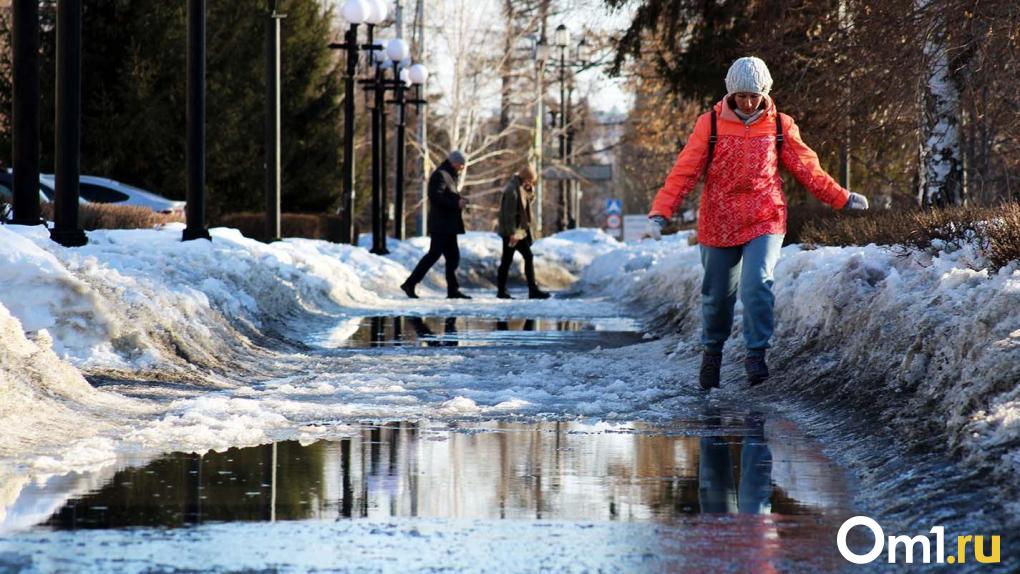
218 212 344 242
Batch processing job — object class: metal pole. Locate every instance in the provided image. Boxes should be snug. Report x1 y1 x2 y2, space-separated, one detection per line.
183 0 211 241
370 64 387 254
839 0 851 192
534 62 544 238
50 0 86 247
264 1 283 243
11 0 43 226
380 88 389 238
394 67 407 240
567 127 575 229
339 24 359 245
416 0 428 237
558 49 566 232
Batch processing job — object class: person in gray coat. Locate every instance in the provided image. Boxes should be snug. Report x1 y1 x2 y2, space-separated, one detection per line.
496 164 549 299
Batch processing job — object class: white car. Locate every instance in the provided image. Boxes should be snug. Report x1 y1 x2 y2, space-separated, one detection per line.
39 174 185 215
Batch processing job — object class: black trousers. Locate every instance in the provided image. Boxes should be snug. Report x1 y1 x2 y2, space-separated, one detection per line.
407 233 461 294
497 232 537 292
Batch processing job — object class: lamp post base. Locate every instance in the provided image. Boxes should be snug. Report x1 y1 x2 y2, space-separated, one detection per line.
182 227 212 241
49 227 87 247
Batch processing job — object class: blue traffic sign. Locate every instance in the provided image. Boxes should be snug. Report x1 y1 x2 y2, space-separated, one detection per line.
606 198 623 214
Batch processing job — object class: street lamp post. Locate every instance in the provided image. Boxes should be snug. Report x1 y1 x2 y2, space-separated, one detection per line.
329 0 387 245
264 0 285 243
51 0 87 247
531 37 549 238
11 0 43 227
361 38 426 251
386 38 410 240
555 24 569 232
551 26 589 231
183 0 211 242
363 42 388 254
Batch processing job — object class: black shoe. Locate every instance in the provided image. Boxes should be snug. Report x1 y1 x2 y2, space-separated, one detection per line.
447 291 472 299
400 281 418 299
699 351 723 390
745 350 769 386
496 290 514 299
528 288 551 299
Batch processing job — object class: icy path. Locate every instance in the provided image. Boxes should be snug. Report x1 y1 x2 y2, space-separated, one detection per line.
0 286 869 573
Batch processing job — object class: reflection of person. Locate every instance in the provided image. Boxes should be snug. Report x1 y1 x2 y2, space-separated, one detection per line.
406 316 440 347
442 317 459 347
401 150 472 300
698 411 772 514
646 57 870 389
496 164 549 300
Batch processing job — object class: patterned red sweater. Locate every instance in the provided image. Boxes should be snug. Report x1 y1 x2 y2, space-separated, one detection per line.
649 96 849 247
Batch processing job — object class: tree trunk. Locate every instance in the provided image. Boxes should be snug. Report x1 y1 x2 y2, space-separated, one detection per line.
916 0 964 207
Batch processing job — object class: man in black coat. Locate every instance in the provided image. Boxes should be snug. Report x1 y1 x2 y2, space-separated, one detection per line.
400 150 472 299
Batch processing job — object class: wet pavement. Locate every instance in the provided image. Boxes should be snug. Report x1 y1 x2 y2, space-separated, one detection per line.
0 414 860 572
312 315 646 350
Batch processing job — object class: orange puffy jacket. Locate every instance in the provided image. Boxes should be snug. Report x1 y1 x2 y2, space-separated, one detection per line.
649 96 849 247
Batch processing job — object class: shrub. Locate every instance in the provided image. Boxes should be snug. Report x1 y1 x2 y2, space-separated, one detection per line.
796 202 1020 269
38 202 184 230
217 212 344 242
985 203 1020 269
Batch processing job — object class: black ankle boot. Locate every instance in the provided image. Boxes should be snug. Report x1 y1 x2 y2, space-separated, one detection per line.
745 350 769 386
496 290 513 299
400 281 418 299
700 351 723 390
528 287 550 299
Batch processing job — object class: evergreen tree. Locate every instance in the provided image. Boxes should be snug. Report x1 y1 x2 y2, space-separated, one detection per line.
1 0 344 217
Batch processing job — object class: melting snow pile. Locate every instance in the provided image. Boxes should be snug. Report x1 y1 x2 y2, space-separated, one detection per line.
576 233 1020 505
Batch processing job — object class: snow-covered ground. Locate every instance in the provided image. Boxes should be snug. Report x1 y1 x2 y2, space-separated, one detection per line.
576 233 1020 513
1 221 1018 559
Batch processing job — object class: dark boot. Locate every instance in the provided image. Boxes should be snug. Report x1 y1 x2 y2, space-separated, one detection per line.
400 280 418 299
528 287 551 299
745 350 769 386
496 290 514 299
447 291 472 299
699 351 723 390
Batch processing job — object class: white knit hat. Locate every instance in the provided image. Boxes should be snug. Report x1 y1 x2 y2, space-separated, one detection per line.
725 57 773 95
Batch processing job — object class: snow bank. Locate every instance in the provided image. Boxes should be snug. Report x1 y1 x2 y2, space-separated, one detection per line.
575 234 1020 502
0 298 144 469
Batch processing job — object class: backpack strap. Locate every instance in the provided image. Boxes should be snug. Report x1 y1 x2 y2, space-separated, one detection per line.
775 112 784 156
704 109 717 176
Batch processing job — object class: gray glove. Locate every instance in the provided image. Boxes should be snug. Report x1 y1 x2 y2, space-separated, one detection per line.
845 192 869 210
646 215 667 240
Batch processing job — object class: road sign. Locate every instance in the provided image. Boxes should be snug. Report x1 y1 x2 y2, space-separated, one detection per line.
606 198 622 215
606 213 622 229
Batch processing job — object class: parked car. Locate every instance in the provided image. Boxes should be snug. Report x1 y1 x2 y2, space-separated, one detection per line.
0 170 56 222
39 174 185 215
0 169 55 203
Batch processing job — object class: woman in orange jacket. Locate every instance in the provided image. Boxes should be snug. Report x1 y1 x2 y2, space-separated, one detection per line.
647 56 869 390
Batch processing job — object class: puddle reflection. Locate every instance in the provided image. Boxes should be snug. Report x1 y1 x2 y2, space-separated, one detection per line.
316 316 644 350
16 414 855 532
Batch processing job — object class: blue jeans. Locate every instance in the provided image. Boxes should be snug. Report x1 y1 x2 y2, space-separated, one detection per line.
699 234 784 353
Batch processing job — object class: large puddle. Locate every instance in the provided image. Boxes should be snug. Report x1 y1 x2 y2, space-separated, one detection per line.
0 413 861 572
5 412 853 530
312 315 646 350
